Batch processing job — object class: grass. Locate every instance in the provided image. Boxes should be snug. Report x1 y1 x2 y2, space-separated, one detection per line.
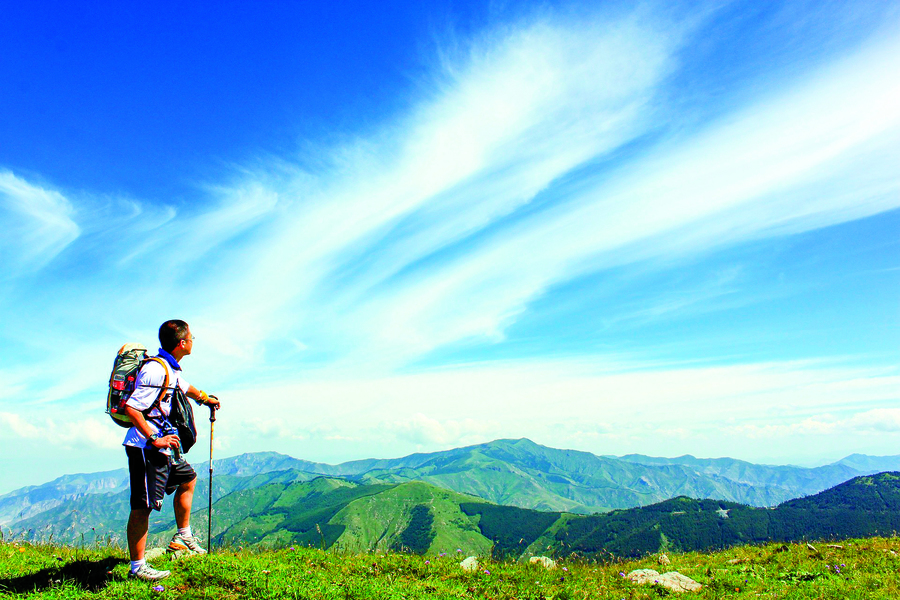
1 537 898 599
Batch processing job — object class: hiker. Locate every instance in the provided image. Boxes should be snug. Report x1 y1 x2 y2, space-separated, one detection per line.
123 319 221 581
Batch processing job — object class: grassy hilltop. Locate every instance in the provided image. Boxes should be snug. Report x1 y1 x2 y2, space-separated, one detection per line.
2 536 899 599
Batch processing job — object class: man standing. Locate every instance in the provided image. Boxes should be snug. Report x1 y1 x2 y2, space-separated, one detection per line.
123 320 221 581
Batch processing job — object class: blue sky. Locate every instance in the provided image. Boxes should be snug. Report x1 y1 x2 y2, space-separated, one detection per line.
1 0 898 493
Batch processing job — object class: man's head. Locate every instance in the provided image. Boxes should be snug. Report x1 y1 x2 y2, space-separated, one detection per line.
159 320 193 357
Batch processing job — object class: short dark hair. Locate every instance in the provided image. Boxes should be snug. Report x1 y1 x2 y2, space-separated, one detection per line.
159 320 189 352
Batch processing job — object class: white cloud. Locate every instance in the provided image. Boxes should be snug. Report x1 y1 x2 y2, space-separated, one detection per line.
391 413 494 447
732 408 900 439
337 29 900 364
0 412 41 439
0 171 80 276
5 9 898 374
203 358 899 463
155 11 688 364
846 409 900 433
0 412 121 450
153 16 900 371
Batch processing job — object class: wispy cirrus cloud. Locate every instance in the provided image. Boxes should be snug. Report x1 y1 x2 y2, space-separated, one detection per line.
0 171 80 278
3 5 897 377
334 27 900 365
170 6 900 373
7 5 898 375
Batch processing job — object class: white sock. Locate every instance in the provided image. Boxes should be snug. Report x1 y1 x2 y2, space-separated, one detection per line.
178 526 192 538
130 559 145 573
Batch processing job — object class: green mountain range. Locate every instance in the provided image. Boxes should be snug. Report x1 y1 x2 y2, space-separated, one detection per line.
4 439 899 553
205 471 900 559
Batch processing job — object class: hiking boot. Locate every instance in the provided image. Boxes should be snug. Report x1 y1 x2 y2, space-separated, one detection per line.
129 563 171 581
168 532 207 555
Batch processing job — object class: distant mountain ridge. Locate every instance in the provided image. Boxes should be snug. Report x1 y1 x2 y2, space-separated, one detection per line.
3 439 899 541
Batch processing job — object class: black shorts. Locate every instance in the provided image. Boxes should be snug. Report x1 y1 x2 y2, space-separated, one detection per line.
126 445 197 511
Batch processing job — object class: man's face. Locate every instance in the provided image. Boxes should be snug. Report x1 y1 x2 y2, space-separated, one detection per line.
180 327 194 356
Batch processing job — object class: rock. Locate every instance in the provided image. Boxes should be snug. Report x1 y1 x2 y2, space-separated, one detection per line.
658 572 702 593
658 553 671 565
627 569 660 585
460 556 479 572
529 556 557 569
627 569 702 593
826 544 844 549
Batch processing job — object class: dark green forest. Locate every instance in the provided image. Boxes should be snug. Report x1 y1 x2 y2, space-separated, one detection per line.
455 473 900 558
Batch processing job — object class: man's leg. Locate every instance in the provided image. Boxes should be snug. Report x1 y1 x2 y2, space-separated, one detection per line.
168 465 205 554
127 508 152 561
125 446 171 580
173 475 196 529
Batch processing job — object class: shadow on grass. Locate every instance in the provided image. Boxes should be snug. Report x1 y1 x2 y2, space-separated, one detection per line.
0 556 127 593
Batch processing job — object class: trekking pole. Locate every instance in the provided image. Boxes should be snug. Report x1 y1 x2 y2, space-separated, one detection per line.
207 401 217 554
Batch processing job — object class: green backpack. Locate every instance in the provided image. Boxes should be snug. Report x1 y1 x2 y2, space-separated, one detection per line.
106 343 169 428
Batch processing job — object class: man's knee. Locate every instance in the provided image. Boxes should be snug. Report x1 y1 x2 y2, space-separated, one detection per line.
128 508 152 523
178 475 197 493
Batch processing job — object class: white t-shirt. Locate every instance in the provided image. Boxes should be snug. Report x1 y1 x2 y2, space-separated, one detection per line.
122 358 191 449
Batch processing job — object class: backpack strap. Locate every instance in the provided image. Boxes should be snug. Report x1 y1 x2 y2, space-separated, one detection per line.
139 356 172 424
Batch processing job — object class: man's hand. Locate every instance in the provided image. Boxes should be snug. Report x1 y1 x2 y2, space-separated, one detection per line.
194 389 221 409
151 434 180 450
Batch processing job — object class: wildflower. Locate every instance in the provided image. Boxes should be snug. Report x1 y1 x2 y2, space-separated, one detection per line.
152 585 165 592
562 567 568 572
19 548 25 553
457 549 462 553
484 569 490 575
262 570 271 574
619 572 626 577
290 547 295 551
425 561 430 565
840 564 845 567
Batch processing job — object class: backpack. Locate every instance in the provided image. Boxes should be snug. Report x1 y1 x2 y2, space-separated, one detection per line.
169 387 198 454
106 344 170 428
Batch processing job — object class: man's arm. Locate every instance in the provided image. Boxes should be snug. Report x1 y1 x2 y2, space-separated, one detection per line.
124 405 180 450
186 386 221 409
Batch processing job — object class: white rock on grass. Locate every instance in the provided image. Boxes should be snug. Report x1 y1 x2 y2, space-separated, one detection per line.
460 556 479 572
658 553 671 565
628 569 660 585
627 569 702 593
658 572 702 592
529 556 557 569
